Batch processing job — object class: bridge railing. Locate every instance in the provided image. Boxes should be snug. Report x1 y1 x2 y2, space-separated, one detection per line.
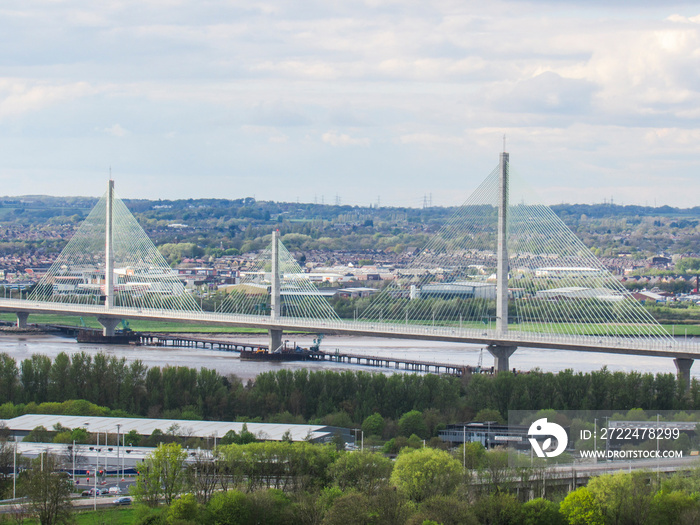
1 298 698 356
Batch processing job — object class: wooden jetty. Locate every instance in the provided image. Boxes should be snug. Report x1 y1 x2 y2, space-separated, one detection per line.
37 324 489 376
138 334 483 376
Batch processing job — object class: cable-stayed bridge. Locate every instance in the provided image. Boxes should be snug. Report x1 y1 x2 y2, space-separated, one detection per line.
0 155 697 384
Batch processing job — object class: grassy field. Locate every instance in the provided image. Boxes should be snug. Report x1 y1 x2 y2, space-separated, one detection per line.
2 312 698 338
12 506 137 525
73 507 137 525
0 313 267 334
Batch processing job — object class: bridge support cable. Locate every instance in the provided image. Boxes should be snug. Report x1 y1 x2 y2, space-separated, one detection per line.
354 151 675 357
28 181 201 313
218 230 340 323
674 358 693 391
357 166 500 329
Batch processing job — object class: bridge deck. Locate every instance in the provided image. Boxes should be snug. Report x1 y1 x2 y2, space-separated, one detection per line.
0 299 697 361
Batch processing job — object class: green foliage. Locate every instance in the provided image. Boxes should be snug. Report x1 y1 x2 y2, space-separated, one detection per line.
398 410 429 439
560 487 604 525
586 471 655 525
521 498 563 525
457 441 486 469
329 450 393 495
133 443 188 507
166 493 202 524
125 429 141 447
217 441 339 493
220 424 256 445
18 453 73 525
207 490 253 525
473 408 505 424
158 243 203 265
248 489 295 525
24 425 51 443
648 490 700 524
390 447 463 502
407 495 478 525
676 257 700 273
472 492 523 525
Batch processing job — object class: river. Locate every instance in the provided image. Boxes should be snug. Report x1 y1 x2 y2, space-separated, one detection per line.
0 331 688 381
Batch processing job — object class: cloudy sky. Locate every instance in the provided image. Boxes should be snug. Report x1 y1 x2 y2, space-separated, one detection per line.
1 0 700 207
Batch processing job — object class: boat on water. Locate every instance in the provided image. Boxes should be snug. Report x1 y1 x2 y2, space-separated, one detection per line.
240 336 325 361
76 328 140 345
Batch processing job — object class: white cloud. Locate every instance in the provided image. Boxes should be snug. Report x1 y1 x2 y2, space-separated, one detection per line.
102 124 128 137
1 1 700 205
0 80 93 118
322 131 370 147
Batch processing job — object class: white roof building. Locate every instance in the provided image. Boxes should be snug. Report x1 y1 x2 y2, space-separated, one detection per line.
2 414 352 445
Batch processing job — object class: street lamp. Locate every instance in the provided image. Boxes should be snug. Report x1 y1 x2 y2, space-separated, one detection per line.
12 441 16 499
116 424 121 487
89 447 102 511
352 428 363 451
71 441 76 487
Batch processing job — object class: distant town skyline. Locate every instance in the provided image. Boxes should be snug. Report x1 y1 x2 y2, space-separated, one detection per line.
1 1 700 207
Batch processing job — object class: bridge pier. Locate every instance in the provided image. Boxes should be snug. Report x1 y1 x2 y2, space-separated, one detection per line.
16 312 29 329
269 329 283 352
97 317 121 337
674 358 694 391
488 345 517 373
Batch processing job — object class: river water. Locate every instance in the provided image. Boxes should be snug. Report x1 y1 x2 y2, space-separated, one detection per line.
0 332 688 381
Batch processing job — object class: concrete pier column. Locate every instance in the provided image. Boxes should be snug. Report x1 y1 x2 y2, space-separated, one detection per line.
269 329 283 352
488 344 517 373
97 317 121 337
674 358 694 390
16 312 29 329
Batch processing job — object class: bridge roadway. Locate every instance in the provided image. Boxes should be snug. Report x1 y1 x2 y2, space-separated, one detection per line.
0 298 698 378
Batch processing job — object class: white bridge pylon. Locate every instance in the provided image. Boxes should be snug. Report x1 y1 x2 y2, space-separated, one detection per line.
28 181 201 317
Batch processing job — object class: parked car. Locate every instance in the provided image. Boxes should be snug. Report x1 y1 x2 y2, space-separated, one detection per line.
113 496 132 506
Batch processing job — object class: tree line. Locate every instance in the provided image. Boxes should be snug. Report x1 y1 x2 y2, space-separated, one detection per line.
0 352 698 442
14 440 700 525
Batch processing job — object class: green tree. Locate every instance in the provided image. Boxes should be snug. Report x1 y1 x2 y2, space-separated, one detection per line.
361 412 385 437
473 492 523 525
473 408 505 424
207 490 253 525
398 410 429 439
586 471 655 525
648 490 700 525
390 447 462 502
521 498 563 525
133 442 188 506
124 429 141 446
457 441 486 469
407 495 478 525
167 492 202 524
560 487 604 525
329 450 393 495
322 492 373 525
19 453 72 525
